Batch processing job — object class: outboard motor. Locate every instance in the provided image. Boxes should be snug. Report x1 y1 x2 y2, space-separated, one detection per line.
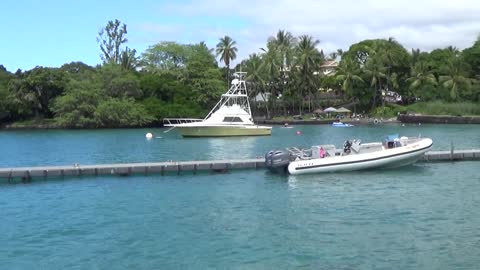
265 149 293 174
343 140 352 154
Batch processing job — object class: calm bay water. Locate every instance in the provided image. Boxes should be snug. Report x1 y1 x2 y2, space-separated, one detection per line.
1 124 480 269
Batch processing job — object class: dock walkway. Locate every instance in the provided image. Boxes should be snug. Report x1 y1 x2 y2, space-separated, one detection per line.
1 150 479 181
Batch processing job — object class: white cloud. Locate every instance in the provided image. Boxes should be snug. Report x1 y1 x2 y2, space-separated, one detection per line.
142 0 480 65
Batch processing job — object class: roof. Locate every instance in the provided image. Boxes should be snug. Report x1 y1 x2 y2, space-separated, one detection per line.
336 107 351 113
323 107 337 112
320 60 338 68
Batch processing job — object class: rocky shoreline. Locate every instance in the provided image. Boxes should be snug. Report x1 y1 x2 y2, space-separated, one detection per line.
2 115 479 130
256 118 400 125
397 115 480 124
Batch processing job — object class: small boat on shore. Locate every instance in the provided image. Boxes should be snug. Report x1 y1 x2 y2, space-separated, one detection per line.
332 121 354 127
265 135 433 175
164 72 272 137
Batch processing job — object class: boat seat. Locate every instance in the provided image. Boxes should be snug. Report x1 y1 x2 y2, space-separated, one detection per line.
312 145 336 158
286 147 311 160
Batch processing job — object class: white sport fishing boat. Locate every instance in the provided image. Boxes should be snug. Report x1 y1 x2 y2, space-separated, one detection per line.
164 72 272 137
265 135 433 175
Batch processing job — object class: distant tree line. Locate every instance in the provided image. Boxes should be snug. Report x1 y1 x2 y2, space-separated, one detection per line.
0 19 479 127
241 32 480 117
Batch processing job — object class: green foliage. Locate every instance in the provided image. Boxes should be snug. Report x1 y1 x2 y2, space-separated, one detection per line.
462 38 480 77
99 64 142 99
107 76 142 99
142 41 191 71
97 19 128 65
372 104 407 118
94 98 154 127
407 101 480 116
3 25 480 128
216 35 238 84
8 67 67 118
0 66 12 120
139 72 181 101
52 79 105 128
141 97 204 121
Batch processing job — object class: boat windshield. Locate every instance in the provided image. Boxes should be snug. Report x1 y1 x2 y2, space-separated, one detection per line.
384 134 401 149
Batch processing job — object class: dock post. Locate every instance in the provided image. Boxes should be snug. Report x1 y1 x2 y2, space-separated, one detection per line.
161 165 165 176
177 164 181 175
61 169 65 178
144 166 149 176
193 164 197 175
8 170 12 183
43 169 48 179
23 170 32 183
94 168 98 176
450 141 454 161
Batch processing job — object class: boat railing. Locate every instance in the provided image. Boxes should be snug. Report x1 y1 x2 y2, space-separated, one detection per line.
163 118 203 126
286 147 312 160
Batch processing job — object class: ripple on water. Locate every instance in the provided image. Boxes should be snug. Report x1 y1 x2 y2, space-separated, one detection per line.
0 126 480 269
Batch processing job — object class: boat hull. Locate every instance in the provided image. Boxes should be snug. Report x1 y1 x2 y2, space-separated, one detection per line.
177 126 272 137
288 138 433 175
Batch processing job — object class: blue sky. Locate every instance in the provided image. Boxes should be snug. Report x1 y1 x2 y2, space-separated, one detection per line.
1 0 479 72
0 0 250 72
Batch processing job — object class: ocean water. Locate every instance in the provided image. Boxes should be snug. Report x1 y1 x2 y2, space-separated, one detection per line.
0 124 479 269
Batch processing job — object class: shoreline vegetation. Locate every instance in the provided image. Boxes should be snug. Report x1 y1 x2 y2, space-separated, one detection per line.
2 112 480 130
1 19 479 129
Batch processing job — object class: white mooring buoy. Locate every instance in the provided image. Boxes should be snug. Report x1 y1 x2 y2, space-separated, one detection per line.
145 132 153 139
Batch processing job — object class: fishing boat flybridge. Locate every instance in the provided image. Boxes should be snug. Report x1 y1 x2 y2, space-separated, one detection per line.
164 72 272 137
265 135 433 175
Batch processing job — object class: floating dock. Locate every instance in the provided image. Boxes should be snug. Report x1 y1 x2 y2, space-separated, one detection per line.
0 150 479 182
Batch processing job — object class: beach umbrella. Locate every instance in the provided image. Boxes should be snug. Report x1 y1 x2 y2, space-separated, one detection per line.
336 107 351 113
323 107 337 112
313 108 325 114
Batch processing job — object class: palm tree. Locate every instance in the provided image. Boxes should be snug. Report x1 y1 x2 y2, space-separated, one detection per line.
216 35 238 86
295 35 323 113
328 52 338 61
380 37 401 92
411 48 421 66
364 55 387 110
244 54 267 117
270 30 296 116
119 47 139 71
406 61 437 99
439 57 471 101
198 41 212 53
271 30 296 69
260 41 280 119
335 58 364 98
337 49 344 58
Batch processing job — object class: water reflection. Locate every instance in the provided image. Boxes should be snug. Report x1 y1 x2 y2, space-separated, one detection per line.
205 136 258 160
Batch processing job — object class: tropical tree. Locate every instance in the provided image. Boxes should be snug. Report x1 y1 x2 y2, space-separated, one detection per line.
462 36 480 78
294 35 323 113
120 47 140 71
244 53 267 117
260 41 280 118
406 61 437 100
335 57 364 99
142 41 190 71
439 57 471 101
270 30 296 99
411 48 421 66
216 35 238 86
52 79 105 128
364 54 387 109
8 67 67 118
97 19 128 65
